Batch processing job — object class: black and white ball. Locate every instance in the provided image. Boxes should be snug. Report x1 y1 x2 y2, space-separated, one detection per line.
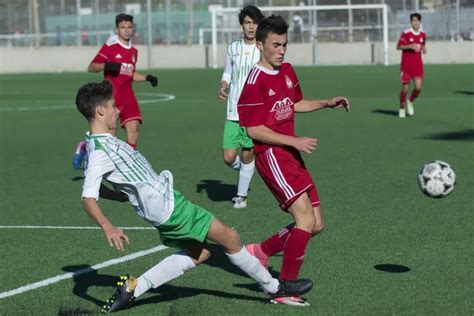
418 160 456 198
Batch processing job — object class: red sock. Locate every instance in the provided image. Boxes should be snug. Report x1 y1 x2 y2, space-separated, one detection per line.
280 228 312 280
400 90 407 109
410 89 421 102
260 223 295 257
127 142 137 150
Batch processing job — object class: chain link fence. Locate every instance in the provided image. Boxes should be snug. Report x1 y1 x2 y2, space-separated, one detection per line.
0 0 472 47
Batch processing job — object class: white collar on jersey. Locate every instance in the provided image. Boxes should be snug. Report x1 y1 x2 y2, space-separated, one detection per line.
107 34 133 49
241 38 256 47
86 131 112 137
255 63 280 75
410 27 422 36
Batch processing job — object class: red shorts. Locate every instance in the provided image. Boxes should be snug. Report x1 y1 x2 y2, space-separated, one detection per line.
116 101 142 127
400 70 423 84
256 146 320 210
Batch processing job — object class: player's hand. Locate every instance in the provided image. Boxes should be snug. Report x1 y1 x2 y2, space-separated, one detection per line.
327 96 350 112
102 223 129 252
146 74 158 87
104 62 122 75
218 82 229 101
422 47 427 54
293 137 318 154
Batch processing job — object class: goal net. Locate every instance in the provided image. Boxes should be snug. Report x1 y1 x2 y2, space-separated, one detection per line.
209 4 389 68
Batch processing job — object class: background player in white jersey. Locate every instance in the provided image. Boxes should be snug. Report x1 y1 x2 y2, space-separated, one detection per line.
218 5 264 209
75 80 313 313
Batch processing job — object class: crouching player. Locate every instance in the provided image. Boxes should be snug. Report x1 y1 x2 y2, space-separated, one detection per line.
75 80 313 313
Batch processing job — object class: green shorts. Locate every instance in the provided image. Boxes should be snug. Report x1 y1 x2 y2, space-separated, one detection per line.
157 190 215 249
223 120 253 149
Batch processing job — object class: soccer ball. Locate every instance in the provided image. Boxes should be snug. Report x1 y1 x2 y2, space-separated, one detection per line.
418 160 456 198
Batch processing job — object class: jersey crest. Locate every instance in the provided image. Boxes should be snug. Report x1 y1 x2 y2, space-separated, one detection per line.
285 75 293 89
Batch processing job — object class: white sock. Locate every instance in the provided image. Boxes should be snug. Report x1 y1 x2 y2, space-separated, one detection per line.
134 251 196 297
237 160 255 197
226 247 279 294
228 155 241 171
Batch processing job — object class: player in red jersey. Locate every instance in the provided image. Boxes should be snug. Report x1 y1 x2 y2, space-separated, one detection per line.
397 13 426 118
72 13 158 169
237 15 350 306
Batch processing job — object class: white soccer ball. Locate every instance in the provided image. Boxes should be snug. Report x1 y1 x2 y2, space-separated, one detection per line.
418 160 456 198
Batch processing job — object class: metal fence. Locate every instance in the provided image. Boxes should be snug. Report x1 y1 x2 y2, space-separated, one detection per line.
0 0 472 47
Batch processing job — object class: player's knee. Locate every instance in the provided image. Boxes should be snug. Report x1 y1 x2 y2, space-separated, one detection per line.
225 228 242 252
223 153 237 165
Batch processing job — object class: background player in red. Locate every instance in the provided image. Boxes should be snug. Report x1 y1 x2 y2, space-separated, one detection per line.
72 13 158 169
237 15 350 306
397 13 426 118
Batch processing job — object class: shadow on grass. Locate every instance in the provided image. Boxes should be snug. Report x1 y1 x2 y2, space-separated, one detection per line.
62 265 118 312
422 129 474 141
371 109 399 116
454 90 474 95
71 176 85 181
374 264 411 273
64 246 272 312
196 179 237 202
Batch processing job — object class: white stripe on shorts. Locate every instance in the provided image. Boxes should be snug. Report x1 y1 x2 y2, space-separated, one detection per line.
266 148 295 199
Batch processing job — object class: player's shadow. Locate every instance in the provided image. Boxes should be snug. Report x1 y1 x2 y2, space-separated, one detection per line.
196 179 237 202
62 265 118 307
136 283 267 308
71 176 85 181
374 264 411 273
454 90 474 95
371 109 399 116
422 129 474 141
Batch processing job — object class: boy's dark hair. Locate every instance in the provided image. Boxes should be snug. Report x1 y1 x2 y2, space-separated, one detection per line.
116 13 133 27
76 80 113 121
238 5 264 25
410 13 421 21
256 15 288 43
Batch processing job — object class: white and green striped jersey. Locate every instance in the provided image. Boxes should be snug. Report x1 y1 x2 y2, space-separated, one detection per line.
82 133 174 227
221 39 260 121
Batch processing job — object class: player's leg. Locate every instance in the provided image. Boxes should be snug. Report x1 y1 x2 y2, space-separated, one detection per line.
223 120 241 170
133 242 210 298
234 146 255 208
205 217 313 297
103 242 209 313
407 77 423 116
72 140 87 170
123 119 140 149
398 79 410 118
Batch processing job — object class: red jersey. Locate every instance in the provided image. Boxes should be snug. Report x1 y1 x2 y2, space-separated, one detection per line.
238 62 302 154
91 35 138 106
397 28 426 75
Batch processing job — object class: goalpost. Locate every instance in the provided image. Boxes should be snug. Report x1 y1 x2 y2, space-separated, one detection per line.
209 4 389 69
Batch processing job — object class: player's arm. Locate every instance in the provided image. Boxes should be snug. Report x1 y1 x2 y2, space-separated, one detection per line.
133 70 158 87
82 150 129 251
397 44 418 50
247 125 317 154
82 198 129 251
88 46 121 74
218 45 232 101
295 97 350 113
99 183 128 202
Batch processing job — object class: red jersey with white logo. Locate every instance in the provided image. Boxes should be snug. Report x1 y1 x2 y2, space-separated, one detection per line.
91 35 138 106
238 62 302 154
397 28 426 75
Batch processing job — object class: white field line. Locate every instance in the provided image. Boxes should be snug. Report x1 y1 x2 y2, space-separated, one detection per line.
0 225 155 230
0 245 168 300
0 93 176 112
